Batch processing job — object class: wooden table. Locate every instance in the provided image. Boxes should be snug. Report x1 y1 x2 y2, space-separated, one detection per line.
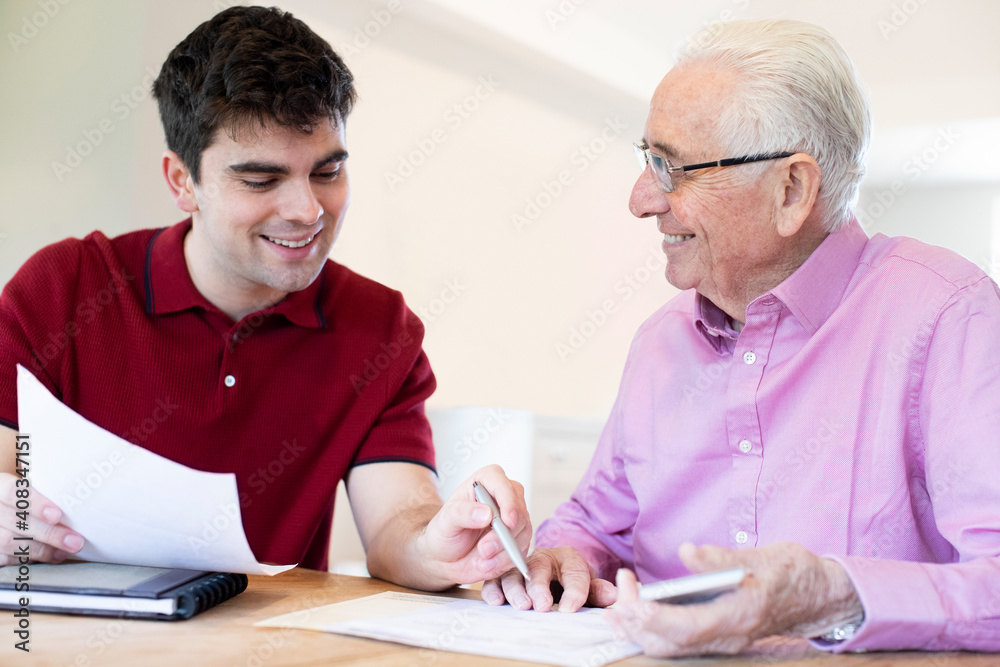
1 568 994 666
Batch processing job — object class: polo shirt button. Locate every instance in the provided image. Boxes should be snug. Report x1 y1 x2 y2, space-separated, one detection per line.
743 351 756 365
224 375 236 387
735 530 748 544
739 440 752 453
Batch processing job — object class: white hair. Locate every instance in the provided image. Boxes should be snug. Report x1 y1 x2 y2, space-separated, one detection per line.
676 19 872 232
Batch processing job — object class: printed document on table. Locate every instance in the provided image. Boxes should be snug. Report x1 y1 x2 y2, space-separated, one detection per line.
16 364 294 576
257 591 642 666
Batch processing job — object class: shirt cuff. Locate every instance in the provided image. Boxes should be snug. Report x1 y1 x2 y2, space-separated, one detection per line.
809 555 946 652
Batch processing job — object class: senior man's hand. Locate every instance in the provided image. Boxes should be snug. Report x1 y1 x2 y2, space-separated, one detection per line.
605 542 864 658
481 546 618 611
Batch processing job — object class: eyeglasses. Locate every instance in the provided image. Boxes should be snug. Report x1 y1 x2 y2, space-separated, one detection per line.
633 141 794 193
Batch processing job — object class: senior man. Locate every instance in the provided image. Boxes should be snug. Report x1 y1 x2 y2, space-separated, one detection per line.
484 19 1000 656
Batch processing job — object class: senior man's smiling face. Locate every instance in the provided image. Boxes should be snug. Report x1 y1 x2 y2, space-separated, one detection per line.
629 65 802 320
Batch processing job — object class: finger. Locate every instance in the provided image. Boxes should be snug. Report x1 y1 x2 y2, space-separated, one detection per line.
553 553 595 612
0 473 62 523
523 552 557 611
471 465 528 531
481 577 505 606
0 536 71 566
0 477 84 553
476 529 502 558
512 515 533 552
615 568 640 604
499 568 532 610
1 513 85 556
588 577 618 608
1 480 62 524
475 526 527 576
476 544 519 580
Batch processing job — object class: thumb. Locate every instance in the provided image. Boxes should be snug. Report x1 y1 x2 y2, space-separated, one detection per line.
615 568 640 604
429 499 494 540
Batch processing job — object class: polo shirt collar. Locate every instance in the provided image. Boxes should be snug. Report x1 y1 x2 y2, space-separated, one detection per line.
145 219 328 328
693 215 869 345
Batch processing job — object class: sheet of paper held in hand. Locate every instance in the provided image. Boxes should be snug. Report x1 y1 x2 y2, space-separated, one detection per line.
257 591 642 666
16 365 294 575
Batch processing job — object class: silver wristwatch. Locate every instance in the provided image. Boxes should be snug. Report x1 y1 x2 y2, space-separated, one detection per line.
817 613 864 643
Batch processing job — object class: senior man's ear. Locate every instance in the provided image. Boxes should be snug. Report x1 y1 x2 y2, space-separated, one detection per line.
774 154 821 238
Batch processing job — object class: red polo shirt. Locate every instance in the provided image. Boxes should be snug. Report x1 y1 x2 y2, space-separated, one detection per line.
0 219 436 570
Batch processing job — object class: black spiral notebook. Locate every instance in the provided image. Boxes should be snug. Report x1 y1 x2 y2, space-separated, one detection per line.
0 562 248 620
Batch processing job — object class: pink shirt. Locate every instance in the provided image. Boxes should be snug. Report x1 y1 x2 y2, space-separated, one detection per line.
536 218 1000 652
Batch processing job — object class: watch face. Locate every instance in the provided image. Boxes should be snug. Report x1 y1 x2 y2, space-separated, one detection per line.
820 620 861 643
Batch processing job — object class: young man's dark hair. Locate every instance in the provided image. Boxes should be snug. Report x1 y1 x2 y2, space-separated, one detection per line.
152 5 356 184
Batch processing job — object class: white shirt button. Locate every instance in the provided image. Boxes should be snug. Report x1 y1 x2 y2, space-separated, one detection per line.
739 440 752 453
743 351 756 365
224 375 236 387
735 530 748 544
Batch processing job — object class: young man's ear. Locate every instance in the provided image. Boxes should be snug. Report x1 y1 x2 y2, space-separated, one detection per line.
162 151 199 213
774 153 821 238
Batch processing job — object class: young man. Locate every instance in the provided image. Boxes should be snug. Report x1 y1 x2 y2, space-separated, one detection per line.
0 6 529 590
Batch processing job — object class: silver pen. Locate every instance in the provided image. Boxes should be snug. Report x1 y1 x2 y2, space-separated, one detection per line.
472 482 530 579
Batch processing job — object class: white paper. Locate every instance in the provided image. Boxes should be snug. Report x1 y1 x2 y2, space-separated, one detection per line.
257 591 642 666
17 365 295 576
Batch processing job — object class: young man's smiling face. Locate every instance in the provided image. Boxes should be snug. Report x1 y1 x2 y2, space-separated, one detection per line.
177 117 350 318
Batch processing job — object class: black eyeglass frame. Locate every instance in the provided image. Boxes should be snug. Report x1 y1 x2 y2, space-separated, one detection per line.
634 141 795 192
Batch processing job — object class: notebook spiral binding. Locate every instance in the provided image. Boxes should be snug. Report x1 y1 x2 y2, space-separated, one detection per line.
172 572 249 619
